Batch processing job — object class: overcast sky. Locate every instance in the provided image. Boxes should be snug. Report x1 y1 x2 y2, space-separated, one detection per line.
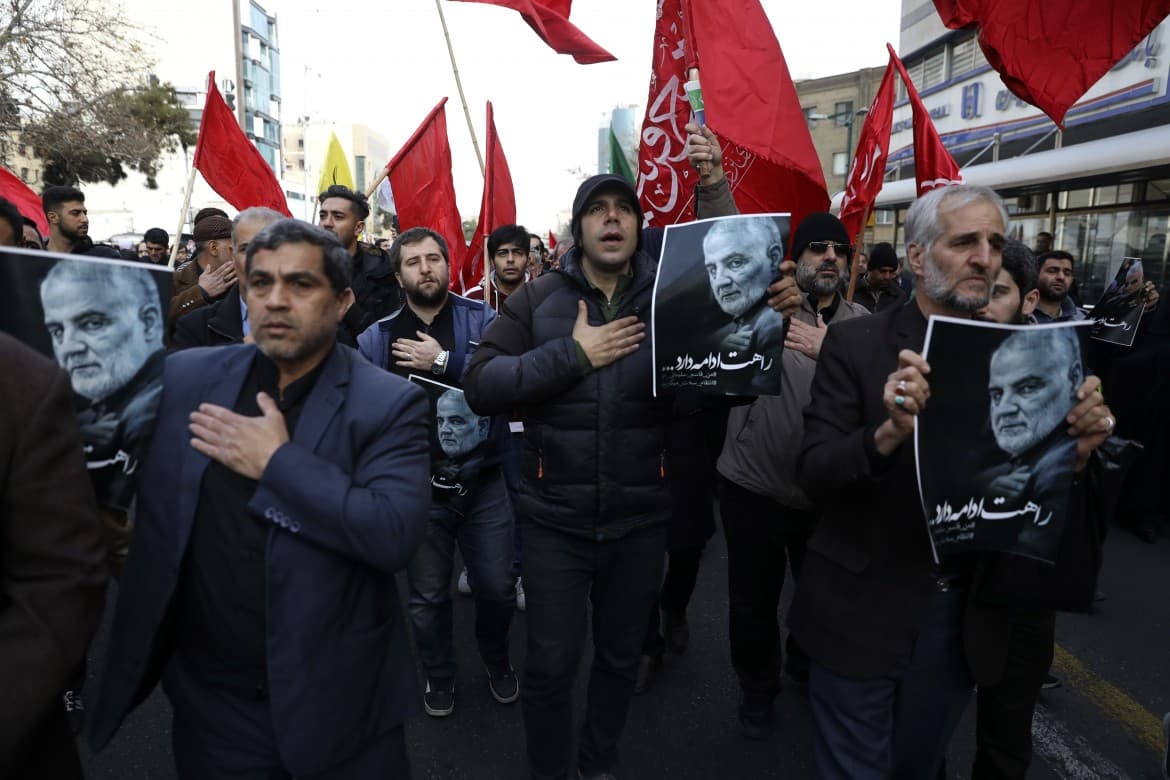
271 0 903 233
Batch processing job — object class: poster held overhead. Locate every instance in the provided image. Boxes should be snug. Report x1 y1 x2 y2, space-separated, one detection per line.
1088 257 1145 347
916 316 1091 564
652 213 790 397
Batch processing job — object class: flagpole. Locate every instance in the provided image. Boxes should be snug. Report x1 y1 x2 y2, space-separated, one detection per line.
364 166 389 200
845 205 874 303
169 161 198 269
433 0 485 175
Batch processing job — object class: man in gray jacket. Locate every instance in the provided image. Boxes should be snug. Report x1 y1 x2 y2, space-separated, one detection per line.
688 124 870 740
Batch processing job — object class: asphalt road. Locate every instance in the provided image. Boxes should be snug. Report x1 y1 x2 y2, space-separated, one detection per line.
80 521 1169 779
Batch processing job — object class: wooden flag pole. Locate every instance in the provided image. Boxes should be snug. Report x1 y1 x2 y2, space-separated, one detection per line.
364 166 389 200
169 161 198 269
434 0 485 175
844 205 874 303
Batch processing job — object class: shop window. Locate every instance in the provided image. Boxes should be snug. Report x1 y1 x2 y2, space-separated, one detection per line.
1146 179 1170 201
1060 188 1093 209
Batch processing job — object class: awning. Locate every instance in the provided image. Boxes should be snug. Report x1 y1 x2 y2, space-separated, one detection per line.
830 125 1170 211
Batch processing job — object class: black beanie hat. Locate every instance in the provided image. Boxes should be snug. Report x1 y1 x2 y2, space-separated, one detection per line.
570 174 643 252
790 212 850 261
868 242 898 270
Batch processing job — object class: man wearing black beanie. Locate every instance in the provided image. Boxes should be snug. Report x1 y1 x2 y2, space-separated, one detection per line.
855 242 909 313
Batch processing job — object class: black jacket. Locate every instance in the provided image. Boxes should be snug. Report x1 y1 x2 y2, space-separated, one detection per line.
172 285 246 349
464 242 672 541
343 246 402 339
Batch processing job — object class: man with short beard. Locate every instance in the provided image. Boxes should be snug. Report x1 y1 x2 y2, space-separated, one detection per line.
42 186 91 254
466 223 530 311
1032 250 1084 323
357 227 517 719
91 220 430 777
792 186 1111 778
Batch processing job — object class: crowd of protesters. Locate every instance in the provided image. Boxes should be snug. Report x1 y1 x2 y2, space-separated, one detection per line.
0 123 1168 780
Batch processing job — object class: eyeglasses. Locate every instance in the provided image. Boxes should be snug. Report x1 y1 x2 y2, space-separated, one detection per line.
807 241 852 256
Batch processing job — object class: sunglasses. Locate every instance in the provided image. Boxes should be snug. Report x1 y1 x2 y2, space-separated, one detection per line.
807 241 852 257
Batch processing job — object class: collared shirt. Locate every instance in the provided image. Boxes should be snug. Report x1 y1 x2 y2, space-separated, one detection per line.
239 296 251 337
176 349 328 695
386 299 456 382
575 268 635 372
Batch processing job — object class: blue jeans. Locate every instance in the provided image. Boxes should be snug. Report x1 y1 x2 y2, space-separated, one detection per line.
808 587 973 780
407 471 516 679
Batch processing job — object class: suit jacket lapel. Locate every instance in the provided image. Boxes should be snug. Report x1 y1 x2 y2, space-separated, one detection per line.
294 345 349 454
174 346 255 563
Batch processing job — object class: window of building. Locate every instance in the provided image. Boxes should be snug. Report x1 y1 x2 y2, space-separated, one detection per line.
834 101 853 126
1148 179 1170 201
875 209 894 225
297 138 304 149
832 152 848 176
802 106 817 122
950 36 976 78
922 48 946 88
19 167 28 180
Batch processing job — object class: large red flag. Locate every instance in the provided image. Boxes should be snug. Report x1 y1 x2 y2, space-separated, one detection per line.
636 0 828 243
889 44 963 196
933 0 1170 127
450 0 614 64
385 98 465 284
459 102 516 294
839 51 897 241
0 166 49 237
192 72 291 216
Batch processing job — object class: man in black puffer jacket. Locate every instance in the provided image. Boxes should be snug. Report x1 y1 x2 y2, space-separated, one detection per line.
465 174 800 780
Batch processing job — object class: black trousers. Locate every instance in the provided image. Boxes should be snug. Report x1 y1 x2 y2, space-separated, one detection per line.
719 477 815 695
642 543 705 656
520 520 667 779
972 610 1056 780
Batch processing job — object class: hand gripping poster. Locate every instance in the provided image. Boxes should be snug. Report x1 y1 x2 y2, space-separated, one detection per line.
916 316 1091 563
0 248 172 510
652 213 791 396
1088 257 1145 347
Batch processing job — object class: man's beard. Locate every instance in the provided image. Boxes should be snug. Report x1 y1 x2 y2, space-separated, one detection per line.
406 282 447 308
796 261 841 299
922 254 990 313
60 223 87 242
1037 284 1065 303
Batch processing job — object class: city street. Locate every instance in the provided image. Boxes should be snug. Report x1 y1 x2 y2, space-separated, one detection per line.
81 521 1168 779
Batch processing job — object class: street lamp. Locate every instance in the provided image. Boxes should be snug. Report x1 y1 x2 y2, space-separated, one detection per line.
807 107 869 180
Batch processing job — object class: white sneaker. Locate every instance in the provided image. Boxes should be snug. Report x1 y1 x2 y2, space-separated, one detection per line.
457 567 472 596
515 578 526 612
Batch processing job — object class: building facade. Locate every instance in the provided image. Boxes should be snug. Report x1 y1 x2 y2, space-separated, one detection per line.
281 123 390 221
871 1 1170 300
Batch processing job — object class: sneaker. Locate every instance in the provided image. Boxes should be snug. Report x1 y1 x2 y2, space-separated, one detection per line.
1041 672 1062 690
457 567 472 596
423 678 455 717
662 608 689 654
486 664 519 704
515 577 526 612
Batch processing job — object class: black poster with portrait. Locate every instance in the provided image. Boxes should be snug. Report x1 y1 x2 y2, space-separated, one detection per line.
0 248 172 509
408 375 496 516
916 316 1091 564
651 213 791 397
1088 257 1145 347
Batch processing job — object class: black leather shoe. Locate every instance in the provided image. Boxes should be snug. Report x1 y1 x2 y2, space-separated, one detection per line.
737 691 776 740
662 608 689 654
634 654 662 695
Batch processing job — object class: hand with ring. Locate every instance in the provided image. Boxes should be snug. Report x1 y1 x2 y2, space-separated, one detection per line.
1067 374 1115 470
875 350 932 455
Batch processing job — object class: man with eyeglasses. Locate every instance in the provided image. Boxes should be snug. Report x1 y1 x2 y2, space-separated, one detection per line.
466 224 530 311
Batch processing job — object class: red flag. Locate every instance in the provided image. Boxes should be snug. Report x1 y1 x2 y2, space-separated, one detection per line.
0 166 49 237
839 51 897 241
547 231 556 250
192 72 291 216
933 0 1170 127
450 0 614 64
459 102 516 294
889 44 963 196
385 98 465 287
636 0 828 243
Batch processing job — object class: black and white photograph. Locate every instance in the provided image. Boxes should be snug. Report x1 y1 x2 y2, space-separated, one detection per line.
1088 256 1145 346
915 316 1091 563
651 212 791 396
409 375 495 515
0 247 171 510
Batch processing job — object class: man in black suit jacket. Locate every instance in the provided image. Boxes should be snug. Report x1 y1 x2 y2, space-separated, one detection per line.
791 185 1115 779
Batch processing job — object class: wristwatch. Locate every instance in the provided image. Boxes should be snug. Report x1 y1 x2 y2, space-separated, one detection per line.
431 350 449 376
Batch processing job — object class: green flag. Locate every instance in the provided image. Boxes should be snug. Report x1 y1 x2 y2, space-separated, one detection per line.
609 123 635 186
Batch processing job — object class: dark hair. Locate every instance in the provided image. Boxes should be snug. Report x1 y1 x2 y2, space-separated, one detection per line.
1000 239 1038 296
389 227 449 274
0 198 23 245
245 219 351 294
42 185 85 218
1036 250 1075 269
143 227 169 245
487 224 529 259
318 184 370 221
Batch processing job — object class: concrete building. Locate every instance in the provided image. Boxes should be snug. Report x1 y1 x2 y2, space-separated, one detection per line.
863 1 1170 300
597 106 638 176
282 123 390 221
82 0 285 243
795 67 889 197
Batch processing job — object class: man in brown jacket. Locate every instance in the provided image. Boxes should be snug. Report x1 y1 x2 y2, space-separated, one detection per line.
0 333 108 778
170 213 237 322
